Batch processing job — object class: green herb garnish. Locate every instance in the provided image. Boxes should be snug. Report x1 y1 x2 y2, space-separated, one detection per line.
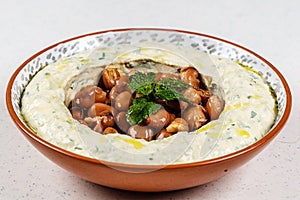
98 52 106 60
250 111 257 118
156 78 189 92
126 72 190 125
154 78 189 101
128 72 156 95
74 146 83 150
126 97 161 125
44 72 51 78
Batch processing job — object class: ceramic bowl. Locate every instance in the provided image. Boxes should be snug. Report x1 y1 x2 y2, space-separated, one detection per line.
6 28 291 192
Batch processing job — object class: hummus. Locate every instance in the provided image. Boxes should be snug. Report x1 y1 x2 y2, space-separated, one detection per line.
21 45 276 165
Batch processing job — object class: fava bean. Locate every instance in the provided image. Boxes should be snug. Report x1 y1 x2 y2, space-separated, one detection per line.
115 112 131 133
102 68 120 89
113 91 132 111
156 129 173 140
206 95 225 120
103 127 118 135
183 105 207 130
166 118 189 133
146 109 171 131
88 103 112 117
93 112 115 133
69 106 84 120
180 67 200 89
73 86 107 108
127 125 154 141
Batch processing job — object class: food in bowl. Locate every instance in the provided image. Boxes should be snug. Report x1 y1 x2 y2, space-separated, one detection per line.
7 28 291 191
69 61 224 141
21 43 277 165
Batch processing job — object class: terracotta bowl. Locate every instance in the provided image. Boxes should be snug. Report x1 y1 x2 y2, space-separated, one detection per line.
6 28 291 192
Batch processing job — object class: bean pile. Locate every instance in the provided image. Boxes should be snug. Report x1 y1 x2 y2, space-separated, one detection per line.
69 61 225 141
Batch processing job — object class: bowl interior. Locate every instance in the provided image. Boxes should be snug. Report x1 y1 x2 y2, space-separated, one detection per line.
8 28 289 158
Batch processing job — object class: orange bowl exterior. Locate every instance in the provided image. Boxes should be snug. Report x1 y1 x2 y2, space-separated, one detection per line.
10 116 285 192
6 28 292 192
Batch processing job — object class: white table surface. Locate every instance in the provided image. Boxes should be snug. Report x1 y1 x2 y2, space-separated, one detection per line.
1 0 299 199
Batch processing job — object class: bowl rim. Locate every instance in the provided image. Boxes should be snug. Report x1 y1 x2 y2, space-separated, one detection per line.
6 27 292 169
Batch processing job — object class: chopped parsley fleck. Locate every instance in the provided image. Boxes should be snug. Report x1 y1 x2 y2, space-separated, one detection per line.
98 52 106 60
44 72 51 78
251 111 257 118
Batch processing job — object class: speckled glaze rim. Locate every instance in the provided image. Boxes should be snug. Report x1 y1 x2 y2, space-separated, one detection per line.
6 28 292 169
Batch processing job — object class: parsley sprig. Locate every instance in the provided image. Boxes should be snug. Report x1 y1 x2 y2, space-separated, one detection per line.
126 97 162 125
154 78 189 101
128 72 156 95
126 72 190 125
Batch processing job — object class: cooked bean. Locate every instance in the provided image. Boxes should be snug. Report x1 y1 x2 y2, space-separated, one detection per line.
115 111 131 133
98 110 115 127
197 88 212 104
156 129 173 140
108 86 118 103
70 106 84 120
84 117 97 129
127 125 154 141
206 95 225 120
102 68 120 89
179 101 189 113
146 109 171 130
93 113 115 133
183 105 207 130
69 63 224 141
94 87 107 103
169 113 176 122
183 87 202 104
155 99 181 113
88 103 112 117
113 91 132 111
103 127 118 135
180 67 200 89
115 75 130 93
73 86 107 108
166 118 189 133
155 72 180 82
